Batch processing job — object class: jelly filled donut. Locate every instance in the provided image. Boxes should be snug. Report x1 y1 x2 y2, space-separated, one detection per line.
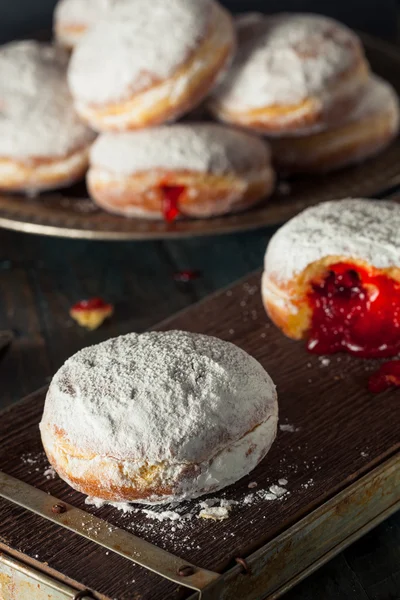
210 13 369 136
87 123 275 220
0 41 95 193
68 0 235 131
270 76 399 173
40 331 278 504
54 0 115 50
262 199 400 357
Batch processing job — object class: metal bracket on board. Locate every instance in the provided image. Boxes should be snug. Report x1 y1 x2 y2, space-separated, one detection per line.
0 471 220 598
0 551 95 600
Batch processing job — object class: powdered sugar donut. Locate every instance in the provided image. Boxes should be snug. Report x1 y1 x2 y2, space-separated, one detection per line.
87 123 275 220
54 0 116 49
40 331 278 504
210 13 369 136
68 0 235 131
0 41 95 193
262 199 400 357
270 76 399 172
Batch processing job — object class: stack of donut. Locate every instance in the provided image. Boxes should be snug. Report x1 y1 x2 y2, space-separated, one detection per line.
210 13 399 173
0 3 397 216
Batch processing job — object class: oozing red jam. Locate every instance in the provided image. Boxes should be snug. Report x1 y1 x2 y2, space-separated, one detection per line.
173 270 201 282
162 186 185 222
307 262 400 357
368 361 400 393
71 297 112 312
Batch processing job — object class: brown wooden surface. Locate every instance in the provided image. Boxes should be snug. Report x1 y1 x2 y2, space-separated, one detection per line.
0 35 400 241
0 271 399 600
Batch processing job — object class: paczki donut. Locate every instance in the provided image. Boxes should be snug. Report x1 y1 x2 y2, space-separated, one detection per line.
87 123 275 220
210 13 369 136
262 199 400 357
0 41 95 193
68 0 235 131
54 0 115 50
270 76 399 173
40 331 278 504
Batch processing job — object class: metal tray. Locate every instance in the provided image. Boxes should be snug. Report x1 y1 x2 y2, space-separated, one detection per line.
0 34 400 240
0 270 399 599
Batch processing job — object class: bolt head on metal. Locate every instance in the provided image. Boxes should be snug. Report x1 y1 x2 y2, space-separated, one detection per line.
177 565 195 577
51 503 67 514
235 557 251 574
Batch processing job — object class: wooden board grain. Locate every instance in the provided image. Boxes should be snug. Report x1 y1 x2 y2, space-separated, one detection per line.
0 35 400 241
0 270 399 600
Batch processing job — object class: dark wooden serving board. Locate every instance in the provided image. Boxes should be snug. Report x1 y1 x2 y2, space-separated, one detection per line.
1 34 400 241
0 270 399 600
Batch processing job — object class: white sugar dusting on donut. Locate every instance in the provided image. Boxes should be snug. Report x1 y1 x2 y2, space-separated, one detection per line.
68 0 213 105
40 331 278 503
0 41 94 159
55 0 116 28
42 331 276 461
264 199 400 284
346 75 399 122
90 124 271 176
213 13 363 110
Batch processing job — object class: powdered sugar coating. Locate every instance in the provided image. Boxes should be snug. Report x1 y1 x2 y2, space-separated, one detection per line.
264 199 400 284
55 0 116 28
41 331 277 463
68 0 213 105
0 41 94 159
212 13 362 110
90 123 271 176
345 75 399 123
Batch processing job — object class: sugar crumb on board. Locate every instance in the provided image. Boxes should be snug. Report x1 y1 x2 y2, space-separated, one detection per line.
198 506 230 521
319 356 330 367
279 423 300 433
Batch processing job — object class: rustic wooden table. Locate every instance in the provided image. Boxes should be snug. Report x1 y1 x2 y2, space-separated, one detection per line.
0 227 399 600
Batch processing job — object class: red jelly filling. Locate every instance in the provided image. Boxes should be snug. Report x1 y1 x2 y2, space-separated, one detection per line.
307 262 400 357
368 360 400 393
71 298 112 312
162 186 185 222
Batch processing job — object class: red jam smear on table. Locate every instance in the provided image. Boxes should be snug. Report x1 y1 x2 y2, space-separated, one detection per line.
173 270 201 282
368 360 400 393
71 298 112 313
307 262 400 358
162 186 185 222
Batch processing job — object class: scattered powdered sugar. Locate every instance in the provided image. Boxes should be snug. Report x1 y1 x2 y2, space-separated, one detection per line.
0 41 94 159
21 452 42 466
301 478 315 490
279 423 300 433
248 481 258 489
198 506 230 521
360 451 369 458
212 13 361 110
319 357 331 367
90 124 270 176
44 466 56 479
259 491 278 501
269 485 287 497
68 0 212 104
85 475 290 527
20 452 49 475
264 200 400 285
142 509 189 522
